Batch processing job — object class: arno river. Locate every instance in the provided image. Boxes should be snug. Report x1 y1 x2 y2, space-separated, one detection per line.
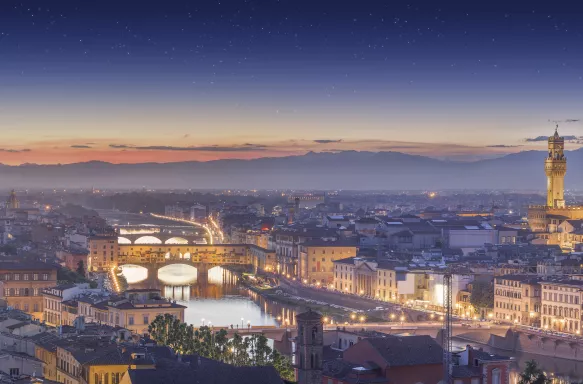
103 211 583 383
121 264 297 328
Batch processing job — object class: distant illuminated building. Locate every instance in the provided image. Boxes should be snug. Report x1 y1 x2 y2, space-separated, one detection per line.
6 189 19 210
528 126 583 245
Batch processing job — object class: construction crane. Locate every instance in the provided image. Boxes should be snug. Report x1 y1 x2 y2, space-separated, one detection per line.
442 272 453 384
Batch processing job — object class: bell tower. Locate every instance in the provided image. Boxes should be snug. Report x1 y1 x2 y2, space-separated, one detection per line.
295 309 323 384
545 124 567 208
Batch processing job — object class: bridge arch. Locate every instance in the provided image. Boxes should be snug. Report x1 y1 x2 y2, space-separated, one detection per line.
119 264 149 283
134 235 162 244
165 237 189 245
158 263 198 285
118 237 132 244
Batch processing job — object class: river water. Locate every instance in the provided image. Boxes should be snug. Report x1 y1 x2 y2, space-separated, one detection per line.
107 211 582 382
122 264 297 328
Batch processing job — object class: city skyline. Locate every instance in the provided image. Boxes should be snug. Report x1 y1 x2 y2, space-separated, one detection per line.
2 0 583 164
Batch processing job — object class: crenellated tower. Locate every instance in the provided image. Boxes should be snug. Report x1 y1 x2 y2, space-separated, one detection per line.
545 124 567 208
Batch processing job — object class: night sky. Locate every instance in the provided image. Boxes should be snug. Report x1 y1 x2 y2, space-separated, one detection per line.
1 0 583 164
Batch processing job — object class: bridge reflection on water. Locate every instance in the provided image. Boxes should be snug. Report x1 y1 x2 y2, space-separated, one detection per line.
121 265 297 328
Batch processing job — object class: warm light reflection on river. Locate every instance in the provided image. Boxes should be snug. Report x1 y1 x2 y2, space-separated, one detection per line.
121 265 297 328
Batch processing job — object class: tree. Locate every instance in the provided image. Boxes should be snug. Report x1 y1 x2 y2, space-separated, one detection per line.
518 360 551 384
470 281 494 314
147 315 295 381
76 260 85 277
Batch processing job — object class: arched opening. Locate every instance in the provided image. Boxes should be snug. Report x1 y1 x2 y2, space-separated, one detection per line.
158 264 198 285
134 236 162 244
118 237 131 244
119 265 149 284
183 252 191 260
165 237 189 245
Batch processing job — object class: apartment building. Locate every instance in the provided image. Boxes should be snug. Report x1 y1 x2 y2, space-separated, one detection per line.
541 279 583 334
298 239 358 284
43 283 90 326
91 289 185 334
88 235 119 272
0 262 57 319
494 275 541 325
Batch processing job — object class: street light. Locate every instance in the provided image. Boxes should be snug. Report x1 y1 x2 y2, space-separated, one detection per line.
390 314 396 320
201 318 205 326
399 316 405 325
241 317 244 328
359 316 365 323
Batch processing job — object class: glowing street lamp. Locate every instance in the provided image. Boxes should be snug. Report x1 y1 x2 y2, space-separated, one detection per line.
359 316 365 323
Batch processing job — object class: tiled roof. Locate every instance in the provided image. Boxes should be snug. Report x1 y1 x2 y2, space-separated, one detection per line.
472 349 512 362
452 365 480 378
332 257 358 265
300 239 357 247
362 335 443 367
128 357 284 384
0 262 56 271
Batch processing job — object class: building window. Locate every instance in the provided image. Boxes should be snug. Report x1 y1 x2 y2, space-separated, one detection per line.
129 316 134 325
42 274 48 281
9 368 19 377
491 368 501 384
143 316 149 325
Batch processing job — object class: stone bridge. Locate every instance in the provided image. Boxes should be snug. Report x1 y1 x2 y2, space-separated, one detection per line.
118 233 208 245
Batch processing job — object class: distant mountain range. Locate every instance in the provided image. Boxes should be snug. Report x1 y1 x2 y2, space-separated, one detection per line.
2 149 582 190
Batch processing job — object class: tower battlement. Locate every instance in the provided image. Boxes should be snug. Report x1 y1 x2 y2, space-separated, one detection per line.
546 125 566 208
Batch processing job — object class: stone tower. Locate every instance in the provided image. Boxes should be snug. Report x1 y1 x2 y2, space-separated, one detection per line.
295 309 323 384
545 125 567 208
6 190 19 210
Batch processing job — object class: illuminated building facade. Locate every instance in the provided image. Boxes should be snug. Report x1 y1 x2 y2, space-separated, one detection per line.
528 126 583 235
541 279 583 334
0 262 57 319
298 240 358 285
88 236 119 272
494 275 541 325
6 190 19 210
